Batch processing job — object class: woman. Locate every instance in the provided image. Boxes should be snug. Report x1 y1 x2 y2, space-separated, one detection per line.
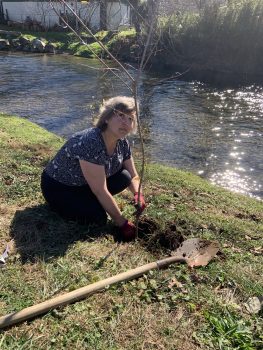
41 96 146 241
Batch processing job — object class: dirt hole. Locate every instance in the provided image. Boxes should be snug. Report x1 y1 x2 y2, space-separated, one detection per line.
137 216 185 253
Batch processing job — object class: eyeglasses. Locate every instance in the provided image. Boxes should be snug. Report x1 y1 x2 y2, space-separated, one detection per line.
114 111 135 125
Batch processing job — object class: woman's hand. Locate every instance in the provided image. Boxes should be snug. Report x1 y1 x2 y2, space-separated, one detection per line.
120 220 136 242
133 192 146 216
123 158 146 216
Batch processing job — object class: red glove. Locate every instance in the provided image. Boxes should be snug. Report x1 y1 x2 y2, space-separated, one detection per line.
120 220 136 242
134 192 146 216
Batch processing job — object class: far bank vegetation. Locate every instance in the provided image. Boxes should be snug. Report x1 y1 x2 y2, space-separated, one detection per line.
1 0 262 84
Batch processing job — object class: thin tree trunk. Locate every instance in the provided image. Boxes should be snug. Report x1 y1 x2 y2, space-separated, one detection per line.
100 0 107 30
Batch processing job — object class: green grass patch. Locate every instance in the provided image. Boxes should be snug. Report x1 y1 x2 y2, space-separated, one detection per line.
197 309 262 349
73 42 103 58
0 113 262 349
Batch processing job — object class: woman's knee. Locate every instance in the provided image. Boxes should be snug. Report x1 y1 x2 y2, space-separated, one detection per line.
107 169 132 195
119 169 132 187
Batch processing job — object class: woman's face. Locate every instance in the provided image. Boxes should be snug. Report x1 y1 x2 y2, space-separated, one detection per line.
106 110 135 138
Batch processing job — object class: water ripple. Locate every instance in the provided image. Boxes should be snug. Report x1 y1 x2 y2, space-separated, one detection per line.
0 52 262 199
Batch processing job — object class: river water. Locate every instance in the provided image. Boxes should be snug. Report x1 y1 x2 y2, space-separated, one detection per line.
0 52 262 199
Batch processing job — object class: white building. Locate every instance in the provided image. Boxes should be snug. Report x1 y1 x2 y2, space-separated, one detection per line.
1 0 131 30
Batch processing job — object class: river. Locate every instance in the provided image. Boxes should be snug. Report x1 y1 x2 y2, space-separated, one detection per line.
0 52 262 199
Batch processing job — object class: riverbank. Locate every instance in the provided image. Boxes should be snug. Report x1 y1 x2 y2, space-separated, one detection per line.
1 0 263 87
0 24 137 60
0 114 262 348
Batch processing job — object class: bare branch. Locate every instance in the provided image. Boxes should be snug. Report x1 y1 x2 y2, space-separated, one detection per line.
50 1 133 91
54 0 135 83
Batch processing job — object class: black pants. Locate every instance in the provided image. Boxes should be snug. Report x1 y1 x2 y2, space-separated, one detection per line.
41 169 131 225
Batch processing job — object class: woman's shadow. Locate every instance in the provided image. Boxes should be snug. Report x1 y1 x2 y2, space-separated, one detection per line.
10 204 113 263
10 205 175 265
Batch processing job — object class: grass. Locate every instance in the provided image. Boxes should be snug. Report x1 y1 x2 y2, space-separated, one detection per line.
157 0 263 83
0 113 262 349
197 309 262 349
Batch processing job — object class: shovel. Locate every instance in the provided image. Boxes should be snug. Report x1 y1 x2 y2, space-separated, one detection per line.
0 238 219 329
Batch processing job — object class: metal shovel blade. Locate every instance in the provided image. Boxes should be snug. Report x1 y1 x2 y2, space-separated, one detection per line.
172 238 220 267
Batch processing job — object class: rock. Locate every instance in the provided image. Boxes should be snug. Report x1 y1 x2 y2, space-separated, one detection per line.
44 42 55 54
19 36 31 46
244 296 263 314
0 39 10 50
31 38 46 52
10 38 21 49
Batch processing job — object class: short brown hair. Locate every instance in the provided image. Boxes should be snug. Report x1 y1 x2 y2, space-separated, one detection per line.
96 96 138 134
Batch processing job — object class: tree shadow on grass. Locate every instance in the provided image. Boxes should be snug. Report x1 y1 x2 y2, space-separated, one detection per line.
10 204 113 263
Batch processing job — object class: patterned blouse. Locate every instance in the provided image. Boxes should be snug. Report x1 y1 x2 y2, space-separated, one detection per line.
45 127 131 186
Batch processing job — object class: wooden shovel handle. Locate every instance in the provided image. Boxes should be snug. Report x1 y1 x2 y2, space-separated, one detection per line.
0 256 184 329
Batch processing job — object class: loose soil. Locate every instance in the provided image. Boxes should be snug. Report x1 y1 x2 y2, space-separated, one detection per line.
138 216 185 254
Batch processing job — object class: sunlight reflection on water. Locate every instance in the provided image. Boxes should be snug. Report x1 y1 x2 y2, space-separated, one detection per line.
145 81 262 199
0 53 262 199
207 86 262 199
